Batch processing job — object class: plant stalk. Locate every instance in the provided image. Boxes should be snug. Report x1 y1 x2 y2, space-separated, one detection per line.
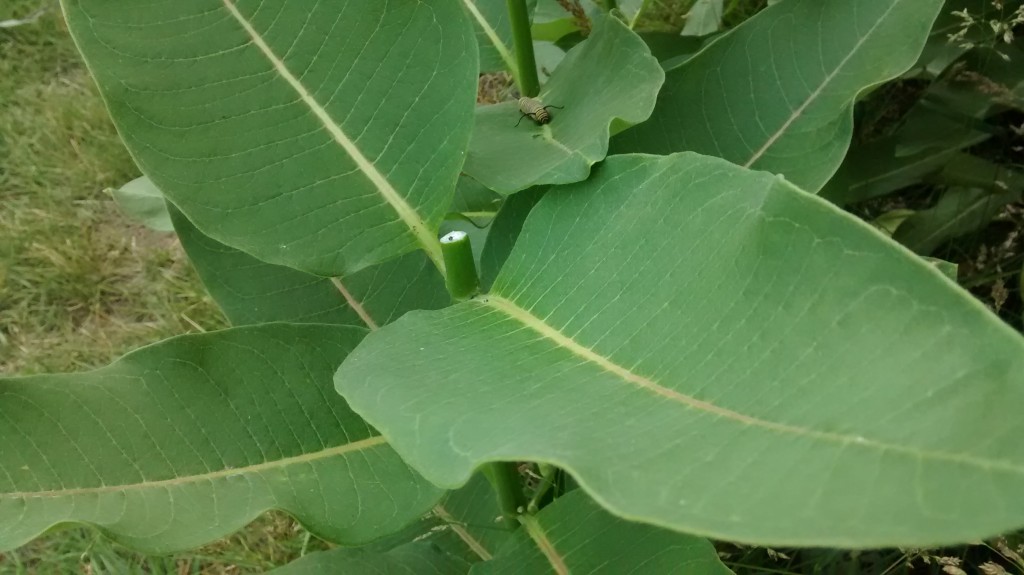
506 0 540 97
439 230 480 301
489 461 528 525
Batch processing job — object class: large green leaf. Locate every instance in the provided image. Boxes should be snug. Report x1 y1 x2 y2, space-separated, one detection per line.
611 0 944 192
472 490 731 574
0 324 442 553
170 206 449 328
463 15 663 195
269 542 471 574
337 153 1024 547
63 0 478 276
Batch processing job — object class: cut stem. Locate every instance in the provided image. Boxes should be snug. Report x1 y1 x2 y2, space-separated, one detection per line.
440 230 480 301
506 0 540 97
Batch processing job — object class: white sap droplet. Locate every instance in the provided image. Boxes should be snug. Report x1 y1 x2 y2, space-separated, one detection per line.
440 230 468 244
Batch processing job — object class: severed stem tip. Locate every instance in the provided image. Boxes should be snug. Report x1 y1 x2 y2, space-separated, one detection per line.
440 230 479 301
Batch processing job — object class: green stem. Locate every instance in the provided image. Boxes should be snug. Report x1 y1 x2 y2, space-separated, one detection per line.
506 0 540 97
439 230 480 301
489 461 527 525
605 0 618 11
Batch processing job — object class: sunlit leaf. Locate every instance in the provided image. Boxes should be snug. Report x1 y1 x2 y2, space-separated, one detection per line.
64 0 478 275
338 153 1024 548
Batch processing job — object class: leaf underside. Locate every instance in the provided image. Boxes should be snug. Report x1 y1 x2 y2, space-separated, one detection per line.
0 324 442 553
338 153 1024 548
63 0 478 275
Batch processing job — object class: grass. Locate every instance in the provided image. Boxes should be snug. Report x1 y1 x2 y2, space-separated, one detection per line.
0 1 327 572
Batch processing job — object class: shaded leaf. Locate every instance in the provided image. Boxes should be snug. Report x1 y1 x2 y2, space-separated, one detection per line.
480 186 547 291
611 0 945 192
680 0 723 37
64 0 478 276
472 490 731 574
893 186 1022 254
640 33 706 70
464 0 538 73
108 176 173 232
896 45 1024 157
924 257 959 282
819 135 969 206
269 542 471 574
464 15 663 195
338 153 1024 548
0 324 442 553
170 206 449 329
452 176 504 220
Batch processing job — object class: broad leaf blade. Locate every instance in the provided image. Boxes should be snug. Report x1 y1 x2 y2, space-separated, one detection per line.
472 490 731 574
63 0 478 275
269 542 471 574
463 15 663 195
338 153 1024 547
170 206 449 328
611 0 944 192
0 324 442 553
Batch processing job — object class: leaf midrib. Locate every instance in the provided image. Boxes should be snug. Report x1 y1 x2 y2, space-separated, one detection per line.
462 0 516 72
221 0 444 270
478 294 1024 475
521 515 569 575
743 0 901 167
2 436 387 499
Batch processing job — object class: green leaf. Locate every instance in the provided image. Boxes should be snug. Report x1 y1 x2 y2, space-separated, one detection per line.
463 0 538 73
611 0 945 193
108 176 173 232
893 186 1022 255
640 33 706 70
819 135 966 206
452 176 504 220
895 45 1024 157
463 15 663 195
170 206 449 329
472 490 731 574
337 153 1024 548
0 324 442 553
269 542 471 574
680 0 723 37
480 186 547 291
63 1 478 276
420 474 510 564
